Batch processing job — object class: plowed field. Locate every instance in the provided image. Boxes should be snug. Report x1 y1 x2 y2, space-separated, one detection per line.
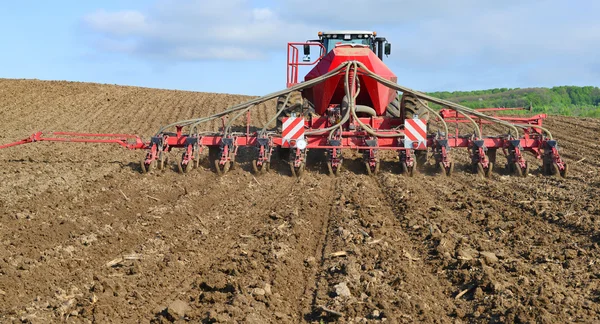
0 79 599 323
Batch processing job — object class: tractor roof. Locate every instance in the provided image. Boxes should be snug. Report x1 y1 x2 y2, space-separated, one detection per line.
321 30 375 35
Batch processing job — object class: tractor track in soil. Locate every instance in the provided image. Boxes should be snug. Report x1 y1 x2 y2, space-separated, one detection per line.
303 178 340 320
306 173 462 322
0 79 599 323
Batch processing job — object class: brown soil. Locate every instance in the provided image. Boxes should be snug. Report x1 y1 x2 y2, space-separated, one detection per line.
0 79 599 323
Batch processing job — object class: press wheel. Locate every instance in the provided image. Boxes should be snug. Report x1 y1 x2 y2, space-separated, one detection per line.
158 153 167 170
290 162 305 178
215 160 231 176
401 162 415 177
252 160 270 174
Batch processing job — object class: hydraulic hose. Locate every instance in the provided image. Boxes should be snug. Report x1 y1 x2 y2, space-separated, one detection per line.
224 104 254 136
348 63 403 138
260 92 292 136
355 105 377 116
306 63 355 137
159 62 352 136
416 97 449 137
353 61 522 137
453 110 481 138
158 60 547 144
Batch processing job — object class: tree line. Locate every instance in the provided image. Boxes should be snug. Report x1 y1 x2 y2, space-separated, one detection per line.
427 86 600 117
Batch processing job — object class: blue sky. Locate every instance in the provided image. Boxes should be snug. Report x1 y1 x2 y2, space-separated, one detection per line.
1 0 599 95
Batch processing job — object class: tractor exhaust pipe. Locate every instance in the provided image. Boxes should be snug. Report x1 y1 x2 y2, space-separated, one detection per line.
375 37 386 61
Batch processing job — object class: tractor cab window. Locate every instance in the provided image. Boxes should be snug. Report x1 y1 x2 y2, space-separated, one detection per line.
323 35 373 53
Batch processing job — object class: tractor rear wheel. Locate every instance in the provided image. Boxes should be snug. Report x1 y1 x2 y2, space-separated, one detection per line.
401 93 430 121
386 95 401 117
275 91 315 132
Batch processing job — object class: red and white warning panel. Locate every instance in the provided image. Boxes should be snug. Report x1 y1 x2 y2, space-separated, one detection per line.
404 118 427 150
281 117 305 148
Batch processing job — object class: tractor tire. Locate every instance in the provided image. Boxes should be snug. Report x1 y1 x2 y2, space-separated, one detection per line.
386 95 401 117
401 93 430 121
275 91 315 132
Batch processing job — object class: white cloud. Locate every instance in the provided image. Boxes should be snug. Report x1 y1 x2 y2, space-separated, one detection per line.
173 46 264 60
83 0 316 61
253 8 275 21
84 10 148 36
82 0 600 89
279 0 483 24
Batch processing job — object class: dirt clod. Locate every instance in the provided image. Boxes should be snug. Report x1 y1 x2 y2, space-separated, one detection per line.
167 299 190 319
564 249 578 259
252 288 266 296
457 248 477 261
479 251 499 264
334 282 352 297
